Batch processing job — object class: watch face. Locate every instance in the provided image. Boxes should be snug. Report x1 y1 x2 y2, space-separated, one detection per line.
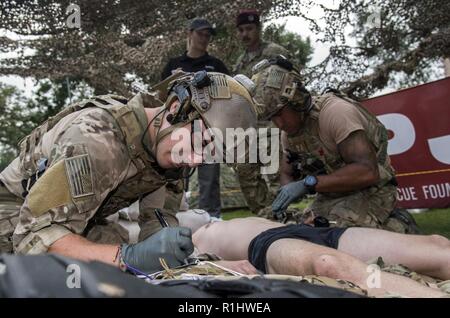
305 175 317 187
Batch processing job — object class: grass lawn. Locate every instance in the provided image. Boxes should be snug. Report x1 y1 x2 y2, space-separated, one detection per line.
223 204 450 239
413 209 450 238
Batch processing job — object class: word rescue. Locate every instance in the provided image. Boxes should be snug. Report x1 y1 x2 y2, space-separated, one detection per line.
397 183 450 201
178 302 271 315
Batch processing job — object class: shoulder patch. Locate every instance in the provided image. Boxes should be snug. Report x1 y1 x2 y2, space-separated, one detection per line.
266 68 285 89
64 154 94 198
28 160 72 217
208 74 231 99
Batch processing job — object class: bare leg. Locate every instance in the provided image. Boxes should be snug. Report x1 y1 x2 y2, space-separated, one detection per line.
338 228 450 280
266 238 447 298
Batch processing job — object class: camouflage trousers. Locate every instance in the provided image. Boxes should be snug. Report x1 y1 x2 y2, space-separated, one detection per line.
301 184 406 232
235 121 282 215
0 183 22 253
235 163 278 214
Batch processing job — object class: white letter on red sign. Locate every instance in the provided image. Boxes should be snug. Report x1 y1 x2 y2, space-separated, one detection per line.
377 114 415 156
428 135 450 164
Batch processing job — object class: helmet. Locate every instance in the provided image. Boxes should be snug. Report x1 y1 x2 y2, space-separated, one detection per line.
251 56 311 121
153 71 257 159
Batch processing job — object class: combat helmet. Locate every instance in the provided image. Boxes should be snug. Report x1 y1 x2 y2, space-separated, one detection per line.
153 70 258 160
251 55 312 120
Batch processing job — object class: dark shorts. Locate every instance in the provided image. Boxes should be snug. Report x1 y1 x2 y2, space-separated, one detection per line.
248 224 348 273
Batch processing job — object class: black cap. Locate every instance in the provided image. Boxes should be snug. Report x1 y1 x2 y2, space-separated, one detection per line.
236 9 260 27
188 18 216 36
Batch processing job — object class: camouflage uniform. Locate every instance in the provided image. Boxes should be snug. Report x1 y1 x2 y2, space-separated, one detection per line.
233 41 290 215
0 71 258 254
0 94 178 254
251 63 420 232
0 181 23 252
285 93 400 230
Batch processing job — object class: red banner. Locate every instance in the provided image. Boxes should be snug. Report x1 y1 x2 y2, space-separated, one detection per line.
362 77 450 208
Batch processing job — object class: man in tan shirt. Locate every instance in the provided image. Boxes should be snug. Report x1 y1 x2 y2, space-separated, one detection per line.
251 57 418 233
315 98 369 153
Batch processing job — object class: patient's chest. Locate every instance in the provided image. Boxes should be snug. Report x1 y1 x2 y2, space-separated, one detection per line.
193 219 283 261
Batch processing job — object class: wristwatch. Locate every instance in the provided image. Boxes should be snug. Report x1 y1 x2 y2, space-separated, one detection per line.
304 175 318 194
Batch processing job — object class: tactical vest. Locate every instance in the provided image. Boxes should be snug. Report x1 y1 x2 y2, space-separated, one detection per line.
18 94 168 220
285 93 395 194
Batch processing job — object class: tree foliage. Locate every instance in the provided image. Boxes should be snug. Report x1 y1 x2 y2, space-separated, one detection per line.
263 23 313 68
0 84 23 170
295 0 450 97
0 79 92 169
0 0 281 95
0 0 448 97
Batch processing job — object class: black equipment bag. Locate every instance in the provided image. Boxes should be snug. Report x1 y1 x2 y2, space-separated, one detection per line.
0 253 364 298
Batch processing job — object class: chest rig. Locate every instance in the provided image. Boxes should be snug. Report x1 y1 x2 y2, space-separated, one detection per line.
286 93 395 189
18 93 167 219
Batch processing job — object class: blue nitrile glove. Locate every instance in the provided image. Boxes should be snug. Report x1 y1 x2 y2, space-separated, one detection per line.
272 180 309 219
121 227 194 273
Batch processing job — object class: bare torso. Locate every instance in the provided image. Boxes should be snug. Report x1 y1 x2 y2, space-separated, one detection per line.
192 217 283 260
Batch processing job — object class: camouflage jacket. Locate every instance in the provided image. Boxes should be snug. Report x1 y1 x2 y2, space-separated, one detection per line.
0 94 175 254
232 41 291 77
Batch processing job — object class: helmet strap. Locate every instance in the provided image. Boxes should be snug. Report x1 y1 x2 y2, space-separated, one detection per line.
154 111 201 150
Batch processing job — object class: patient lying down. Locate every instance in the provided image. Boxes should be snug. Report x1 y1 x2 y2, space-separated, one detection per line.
178 212 450 298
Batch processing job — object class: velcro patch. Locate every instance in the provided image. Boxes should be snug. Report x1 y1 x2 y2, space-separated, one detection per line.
28 160 71 217
64 154 94 199
266 69 285 89
208 74 231 99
